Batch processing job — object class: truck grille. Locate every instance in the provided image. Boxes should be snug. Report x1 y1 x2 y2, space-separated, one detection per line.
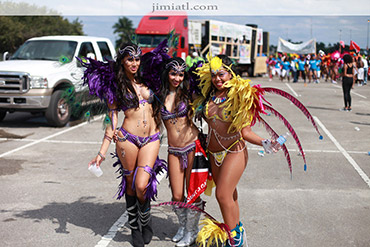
0 72 30 93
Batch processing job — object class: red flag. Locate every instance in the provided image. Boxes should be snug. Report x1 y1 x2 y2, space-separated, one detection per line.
350 40 360 53
339 40 345 48
186 140 209 204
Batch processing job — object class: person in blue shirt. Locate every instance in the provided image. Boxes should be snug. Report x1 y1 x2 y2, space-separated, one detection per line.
280 56 291 82
308 54 318 83
297 55 306 83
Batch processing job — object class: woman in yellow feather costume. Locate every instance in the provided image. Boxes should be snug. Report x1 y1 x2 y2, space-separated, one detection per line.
188 51 322 246
193 54 269 247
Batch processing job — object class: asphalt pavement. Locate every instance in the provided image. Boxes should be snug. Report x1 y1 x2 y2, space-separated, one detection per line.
1 76 369 247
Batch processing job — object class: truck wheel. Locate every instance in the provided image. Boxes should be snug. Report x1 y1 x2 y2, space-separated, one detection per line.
45 90 71 127
0 111 6 122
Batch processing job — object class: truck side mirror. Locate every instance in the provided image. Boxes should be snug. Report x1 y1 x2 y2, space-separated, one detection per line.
3 52 10 61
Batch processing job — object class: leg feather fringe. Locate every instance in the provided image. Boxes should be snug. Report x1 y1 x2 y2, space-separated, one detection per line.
196 218 233 247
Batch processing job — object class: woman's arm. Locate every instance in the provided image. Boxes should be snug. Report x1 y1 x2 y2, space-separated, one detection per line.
241 125 264 146
88 102 118 167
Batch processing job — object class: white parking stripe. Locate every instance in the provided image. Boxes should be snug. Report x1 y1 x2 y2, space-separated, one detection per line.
95 161 167 247
285 83 299 97
332 84 367 99
313 116 370 188
1 138 367 155
0 138 101 144
0 121 88 158
95 212 128 247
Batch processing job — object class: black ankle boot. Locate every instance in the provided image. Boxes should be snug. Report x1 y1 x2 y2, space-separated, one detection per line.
138 199 153 244
125 194 144 247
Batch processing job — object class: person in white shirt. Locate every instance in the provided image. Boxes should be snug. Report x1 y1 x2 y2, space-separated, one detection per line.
362 55 368 85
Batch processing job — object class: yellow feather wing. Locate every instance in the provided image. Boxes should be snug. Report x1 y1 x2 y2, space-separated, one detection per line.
223 77 260 133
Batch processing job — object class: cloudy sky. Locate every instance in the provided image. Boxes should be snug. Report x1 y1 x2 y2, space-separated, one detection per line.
3 0 370 48
68 15 370 49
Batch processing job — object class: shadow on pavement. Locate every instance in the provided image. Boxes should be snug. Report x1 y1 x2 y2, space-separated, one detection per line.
306 105 341 112
350 121 370 126
13 196 125 235
11 196 193 246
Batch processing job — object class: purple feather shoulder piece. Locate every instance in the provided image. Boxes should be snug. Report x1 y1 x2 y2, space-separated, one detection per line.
140 39 170 93
77 57 117 105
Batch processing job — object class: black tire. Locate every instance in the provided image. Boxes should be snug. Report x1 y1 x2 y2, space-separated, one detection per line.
0 110 6 122
45 90 71 127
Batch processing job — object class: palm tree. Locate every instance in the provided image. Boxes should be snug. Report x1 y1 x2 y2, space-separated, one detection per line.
112 17 134 48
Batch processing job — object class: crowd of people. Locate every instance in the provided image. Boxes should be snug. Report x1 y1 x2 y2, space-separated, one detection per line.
80 39 321 247
267 51 369 86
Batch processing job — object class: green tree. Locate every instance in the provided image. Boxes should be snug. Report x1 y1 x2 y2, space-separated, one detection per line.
0 1 84 54
0 16 84 54
112 17 134 48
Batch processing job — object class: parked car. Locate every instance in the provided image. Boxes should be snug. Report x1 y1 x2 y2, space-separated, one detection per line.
0 35 116 126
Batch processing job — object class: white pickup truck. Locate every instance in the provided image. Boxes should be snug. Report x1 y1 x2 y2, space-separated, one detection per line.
0 35 116 127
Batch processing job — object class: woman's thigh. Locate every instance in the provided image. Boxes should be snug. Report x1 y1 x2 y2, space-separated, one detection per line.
168 153 185 200
116 140 139 191
211 150 247 196
135 140 160 187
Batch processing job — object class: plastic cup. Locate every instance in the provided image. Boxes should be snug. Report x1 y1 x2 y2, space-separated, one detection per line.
88 163 103 177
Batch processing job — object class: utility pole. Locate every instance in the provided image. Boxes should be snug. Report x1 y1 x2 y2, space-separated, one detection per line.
367 19 369 53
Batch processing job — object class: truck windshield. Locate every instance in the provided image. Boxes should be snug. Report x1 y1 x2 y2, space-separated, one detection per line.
11 40 78 62
137 34 167 48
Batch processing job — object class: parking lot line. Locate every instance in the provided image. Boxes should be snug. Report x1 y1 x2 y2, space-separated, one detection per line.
0 121 88 158
0 138 101 145
314 116 370 188
332 84 367 99
1 137 368 155
285 83 299 97
95 159 167 247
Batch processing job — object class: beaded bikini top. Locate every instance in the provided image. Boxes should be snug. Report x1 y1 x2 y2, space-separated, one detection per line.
204 100 232 123
121 89 154 111
161 101 188 120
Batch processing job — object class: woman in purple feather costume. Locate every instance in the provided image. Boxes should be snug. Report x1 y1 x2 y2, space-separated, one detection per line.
85 42 166 247
154 57 207 247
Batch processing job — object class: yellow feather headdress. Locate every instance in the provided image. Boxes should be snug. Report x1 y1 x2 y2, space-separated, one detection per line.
192 53 264 133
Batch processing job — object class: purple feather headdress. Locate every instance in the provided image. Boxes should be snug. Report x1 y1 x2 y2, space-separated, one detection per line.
141 39 171 93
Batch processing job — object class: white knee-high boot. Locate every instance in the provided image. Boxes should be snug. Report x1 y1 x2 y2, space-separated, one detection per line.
176 200 203 247
172 205 187 242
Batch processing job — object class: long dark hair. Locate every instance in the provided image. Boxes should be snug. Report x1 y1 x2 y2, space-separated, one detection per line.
114 42 143 109
155 57 193 124
114 43 161 129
